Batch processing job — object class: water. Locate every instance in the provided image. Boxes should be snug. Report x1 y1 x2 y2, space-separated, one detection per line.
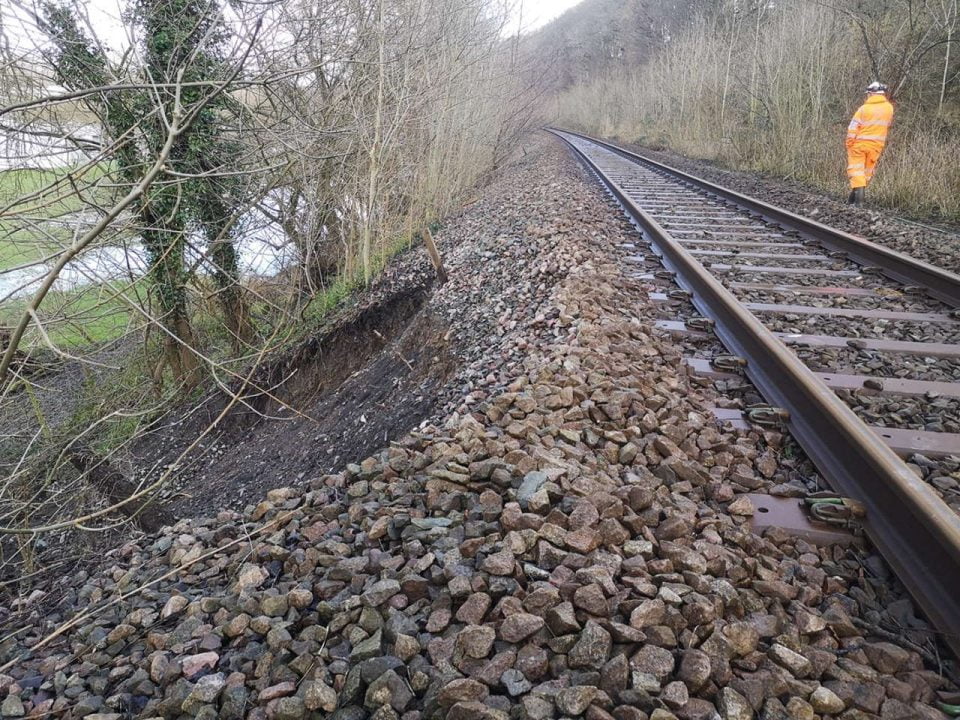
1 122 296 300
0 208 295 301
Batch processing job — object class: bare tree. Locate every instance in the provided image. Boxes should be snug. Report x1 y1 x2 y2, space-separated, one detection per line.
0 0 541 577
547 0 960 216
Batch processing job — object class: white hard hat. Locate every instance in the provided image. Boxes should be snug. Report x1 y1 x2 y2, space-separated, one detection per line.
866 81 888 93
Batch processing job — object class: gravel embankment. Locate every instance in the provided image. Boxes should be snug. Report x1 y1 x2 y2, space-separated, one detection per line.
0 133 956 720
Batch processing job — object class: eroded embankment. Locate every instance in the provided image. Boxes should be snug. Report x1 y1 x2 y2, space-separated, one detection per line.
131 276 453 518
0 133 956 720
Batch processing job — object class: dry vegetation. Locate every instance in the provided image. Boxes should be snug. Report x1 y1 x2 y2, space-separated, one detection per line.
0 0 548 572
1 0 957 583
544 0 960 219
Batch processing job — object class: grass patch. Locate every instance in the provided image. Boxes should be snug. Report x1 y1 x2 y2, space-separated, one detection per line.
0 281 140 349
0 164 140 350
0 164 113 272
302 231 416 326
0 164 111 208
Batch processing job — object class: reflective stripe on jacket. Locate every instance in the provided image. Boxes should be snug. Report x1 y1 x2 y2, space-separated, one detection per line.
846 94 894 147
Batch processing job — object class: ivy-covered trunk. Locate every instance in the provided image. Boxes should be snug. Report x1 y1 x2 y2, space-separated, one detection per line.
210 237 254 350
42 0 253 386
198 190 254 351
140 205 201 388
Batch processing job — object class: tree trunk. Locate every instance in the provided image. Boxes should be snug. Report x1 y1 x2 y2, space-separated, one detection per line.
211 240 254 350
165 314 202 389
363 0 386 284
941 23 953 113
219 285 254 350
144 222 202 389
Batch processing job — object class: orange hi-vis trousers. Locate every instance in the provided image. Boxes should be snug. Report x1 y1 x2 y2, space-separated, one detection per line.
846 142 883 189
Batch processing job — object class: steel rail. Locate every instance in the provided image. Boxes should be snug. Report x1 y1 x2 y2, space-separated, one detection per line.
550 128 960 658
554 128 960 308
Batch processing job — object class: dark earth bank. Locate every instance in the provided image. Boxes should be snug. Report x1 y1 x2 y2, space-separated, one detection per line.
0 131 957 720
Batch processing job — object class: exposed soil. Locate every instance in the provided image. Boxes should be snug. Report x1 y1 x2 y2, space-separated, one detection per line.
131 275 456 517
1 131 958 720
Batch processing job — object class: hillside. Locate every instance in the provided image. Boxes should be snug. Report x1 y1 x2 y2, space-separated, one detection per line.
540 0 960 220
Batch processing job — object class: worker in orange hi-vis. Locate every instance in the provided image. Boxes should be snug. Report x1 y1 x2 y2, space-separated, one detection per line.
845 81 894 206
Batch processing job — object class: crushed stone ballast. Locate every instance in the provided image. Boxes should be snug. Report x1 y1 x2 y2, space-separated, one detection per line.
551 127 960 661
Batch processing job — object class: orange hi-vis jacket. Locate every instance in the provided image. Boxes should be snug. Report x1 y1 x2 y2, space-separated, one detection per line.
846 94 894 149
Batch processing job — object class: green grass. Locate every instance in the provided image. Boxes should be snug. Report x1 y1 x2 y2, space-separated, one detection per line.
0 164 113 272
302 231 415 326
0 167 65 200
0 281 139 349
0 164 111 208
0 232 55 272
0 164 138 350
303 272 363 323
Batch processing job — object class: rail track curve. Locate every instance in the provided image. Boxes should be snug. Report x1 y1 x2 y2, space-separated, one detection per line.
551 128 960 658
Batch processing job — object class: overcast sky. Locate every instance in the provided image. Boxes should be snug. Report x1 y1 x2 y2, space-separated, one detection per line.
514 0 584 32
4 0 584 54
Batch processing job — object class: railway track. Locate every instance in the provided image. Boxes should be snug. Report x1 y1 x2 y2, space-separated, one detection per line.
551 128 960 658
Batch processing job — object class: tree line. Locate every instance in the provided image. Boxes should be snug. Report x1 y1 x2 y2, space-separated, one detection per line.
0 0 544 556
539 0 960 218
0 0 538 389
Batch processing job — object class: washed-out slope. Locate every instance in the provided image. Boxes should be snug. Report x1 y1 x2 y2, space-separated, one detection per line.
0 134 955 720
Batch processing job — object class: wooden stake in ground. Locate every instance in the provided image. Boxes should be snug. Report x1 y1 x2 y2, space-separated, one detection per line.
423 227 448 284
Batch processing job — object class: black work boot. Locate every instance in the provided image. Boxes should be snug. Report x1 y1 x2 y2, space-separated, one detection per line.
851 188 864 206
848 189 857 204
